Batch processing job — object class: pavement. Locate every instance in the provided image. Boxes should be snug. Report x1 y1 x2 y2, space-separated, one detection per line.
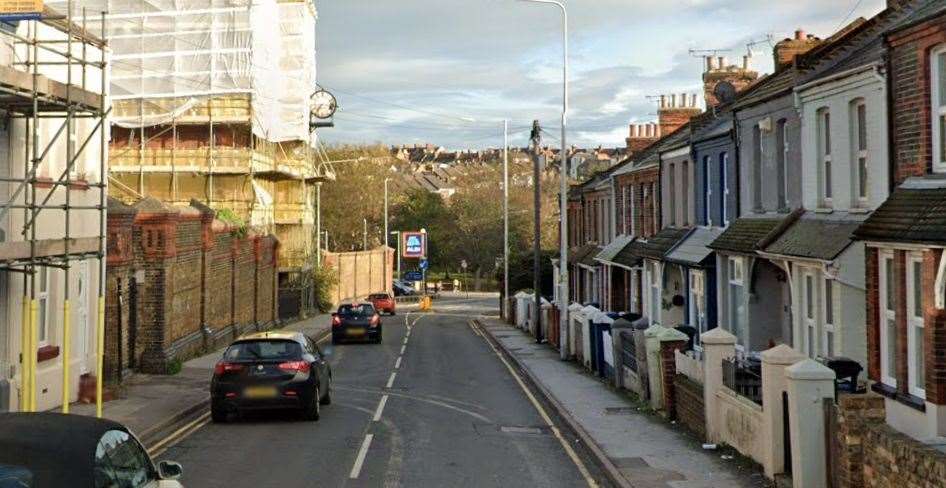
478 316 771 488
69 312 334 440
156 294 605 487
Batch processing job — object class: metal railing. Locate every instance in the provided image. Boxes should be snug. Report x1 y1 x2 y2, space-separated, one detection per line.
722 357 763 406
619 329 639 373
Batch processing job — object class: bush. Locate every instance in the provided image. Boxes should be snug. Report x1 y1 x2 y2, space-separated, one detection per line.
215 208 248 238
312 265 337 313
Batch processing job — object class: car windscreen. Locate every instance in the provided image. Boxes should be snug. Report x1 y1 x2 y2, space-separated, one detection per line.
338 304 375 316
224 340 302 361
368 294 389 300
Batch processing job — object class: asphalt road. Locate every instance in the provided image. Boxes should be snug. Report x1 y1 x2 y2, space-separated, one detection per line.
158 295 600 487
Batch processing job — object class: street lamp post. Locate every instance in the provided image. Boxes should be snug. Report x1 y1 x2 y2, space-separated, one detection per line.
390 231 401 280
384 178 390 292
316 182 322 267
520 0 568 359
503 119 510 318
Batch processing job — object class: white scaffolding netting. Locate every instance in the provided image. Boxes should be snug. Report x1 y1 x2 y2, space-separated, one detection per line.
47 0 316 143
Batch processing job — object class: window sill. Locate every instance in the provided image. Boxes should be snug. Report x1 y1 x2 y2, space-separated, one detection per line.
37 345 60 363
848 207 870 214
814 207 834 214
871 382 926 412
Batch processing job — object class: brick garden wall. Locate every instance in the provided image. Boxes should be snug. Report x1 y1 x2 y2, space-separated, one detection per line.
105 197 279 376
674 374 706 439
862 423 946 487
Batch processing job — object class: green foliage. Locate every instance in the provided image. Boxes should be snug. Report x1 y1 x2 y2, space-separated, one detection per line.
166 358 183 376
215 208 248 238
312 264 337 313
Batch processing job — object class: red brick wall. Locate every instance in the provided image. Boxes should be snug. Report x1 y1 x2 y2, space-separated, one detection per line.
866 247 880 382
887 16 946 184
659 339 687 419
614 165 659 239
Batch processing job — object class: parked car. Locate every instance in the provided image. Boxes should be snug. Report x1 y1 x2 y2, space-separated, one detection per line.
332 302 383 344
0 412 184 488
392 281 415 297
368 292 396 315
210 331 332 423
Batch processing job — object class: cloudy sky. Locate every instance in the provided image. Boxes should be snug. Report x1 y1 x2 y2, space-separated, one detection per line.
315 0 886 150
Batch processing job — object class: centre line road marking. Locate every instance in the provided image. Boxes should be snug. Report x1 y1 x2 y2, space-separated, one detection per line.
386 372 397 388
372 395 389 421
470 320 599 488
400 344 406 354
349 434 374 479
394 356 402 369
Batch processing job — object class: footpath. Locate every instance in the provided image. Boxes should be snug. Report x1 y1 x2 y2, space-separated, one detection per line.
478 317 771 488
69 313 332 448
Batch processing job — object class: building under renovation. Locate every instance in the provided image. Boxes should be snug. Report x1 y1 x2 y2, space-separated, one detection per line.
0 8 109 413
67 0 331 319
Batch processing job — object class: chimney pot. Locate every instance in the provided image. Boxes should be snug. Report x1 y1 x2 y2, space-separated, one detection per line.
743 55 751 70
706 56 715 71
660 95 666 108
717 56 725 69
681 93 687 106
795 29 805 40
691 94 698 107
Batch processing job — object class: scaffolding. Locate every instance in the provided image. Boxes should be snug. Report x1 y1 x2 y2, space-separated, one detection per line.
0 5 108 415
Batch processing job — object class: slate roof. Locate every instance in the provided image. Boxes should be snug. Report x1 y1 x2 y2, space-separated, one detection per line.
853 179 946 245
611 240 643 269
612 122 692 177
708 215 792 254
764 214 863 261
631 227 692 261
594 235 634 264
665 226 725 267
887 0 946 35
569 244 603 267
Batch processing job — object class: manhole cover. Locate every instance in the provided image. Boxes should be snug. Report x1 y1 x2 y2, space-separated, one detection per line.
604 407 636 415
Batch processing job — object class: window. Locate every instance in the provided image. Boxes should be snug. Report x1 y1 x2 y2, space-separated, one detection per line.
752 126 762 210
803 272 817 358
622 186 628 234
649 261 662 324
932 45 946 173
37 268 49 345
818 108 833 205
879 252 897 387
720 152 729 225
907 254 925 398
690 270 707 347
652 182 659 234
682 160 690 226
94 430 157 488
668 163 676 227
851 100 869 206
776 119 788 209
703 156 712 226
629 185 636 236
728 257 746 344
823 278 836 357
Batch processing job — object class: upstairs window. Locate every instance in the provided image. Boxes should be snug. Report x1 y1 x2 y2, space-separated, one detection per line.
776 119 788 209
668 163 676 227
703 155 712 226
933 45 946 173
682 160 689 226
720 152 729 226
851 99 869 207
752 125 763 211
818 108 833 206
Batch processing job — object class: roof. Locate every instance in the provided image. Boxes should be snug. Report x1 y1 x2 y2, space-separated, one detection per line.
764 214 864 261
0 412 130 487
632 227 692 261
569 244 602 266
665 226 725 266
611 240 643 269
611 122 693 177
887 0 946 35
853 178 946 245
708 215 791 254
594 235 634 264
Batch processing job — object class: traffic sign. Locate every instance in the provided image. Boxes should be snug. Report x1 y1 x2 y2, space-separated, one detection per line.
402 231 426 258
419 259 429 271
404 271 423 281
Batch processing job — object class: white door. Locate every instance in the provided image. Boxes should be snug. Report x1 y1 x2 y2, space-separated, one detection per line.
77 261 90 372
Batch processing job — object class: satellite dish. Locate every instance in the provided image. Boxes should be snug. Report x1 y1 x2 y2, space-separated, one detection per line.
714 81 737 104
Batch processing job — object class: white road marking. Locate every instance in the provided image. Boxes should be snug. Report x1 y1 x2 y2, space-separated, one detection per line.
386 372 397 388
395 356 402 369
400 344 406 354
372 395 389 421
349 434 374 479
470 320 599 488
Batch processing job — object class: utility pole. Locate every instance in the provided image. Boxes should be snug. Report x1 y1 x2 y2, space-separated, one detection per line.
363 218 368 250
503 119 510 317
316 182 321 267
530 120 543 343
384 178 390 292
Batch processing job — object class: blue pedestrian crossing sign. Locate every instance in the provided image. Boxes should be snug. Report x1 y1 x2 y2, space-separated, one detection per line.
419 259 429 271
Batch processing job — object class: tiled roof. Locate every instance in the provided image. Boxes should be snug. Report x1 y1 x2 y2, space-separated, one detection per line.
708 215 791 254
611 240 643 269
764 214 863 261
665 226 724 266
594 235 634 264
631 227 692 261
853 179 946 245
569 244 603 266
730 67 798 110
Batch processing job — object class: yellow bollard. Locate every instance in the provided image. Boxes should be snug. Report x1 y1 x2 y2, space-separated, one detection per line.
96 296 105 418
61 299 70 413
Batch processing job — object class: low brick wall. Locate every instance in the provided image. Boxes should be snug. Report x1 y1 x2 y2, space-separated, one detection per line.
862 422 946 487
106 197 279 376
674 374 706 439
830 394 886 488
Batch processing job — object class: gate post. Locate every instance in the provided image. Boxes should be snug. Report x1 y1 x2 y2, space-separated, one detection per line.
701 327 736 443
761 345 805 479
785 359 836 488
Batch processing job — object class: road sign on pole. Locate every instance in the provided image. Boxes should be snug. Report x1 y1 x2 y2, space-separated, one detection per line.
419 259 429 271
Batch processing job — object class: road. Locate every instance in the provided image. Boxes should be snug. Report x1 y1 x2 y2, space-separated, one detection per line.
158 295 606 487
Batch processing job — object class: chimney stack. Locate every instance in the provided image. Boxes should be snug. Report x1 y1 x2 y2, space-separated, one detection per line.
706 56 716 71
773 28 822 67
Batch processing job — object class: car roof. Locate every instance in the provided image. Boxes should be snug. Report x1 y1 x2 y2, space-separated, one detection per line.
236 331 304 342
0 412 130 487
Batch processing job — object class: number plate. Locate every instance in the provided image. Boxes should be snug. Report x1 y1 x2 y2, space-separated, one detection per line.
347 329 366 337
243 386 277 399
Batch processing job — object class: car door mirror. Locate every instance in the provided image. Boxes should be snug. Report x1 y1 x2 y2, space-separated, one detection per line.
158 461 183 480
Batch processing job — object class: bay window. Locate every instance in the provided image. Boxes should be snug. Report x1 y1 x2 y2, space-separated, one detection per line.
690 270 707 347
728 257 745 344
802 271 817 358
648 261 662 324
907 253 925 398
823 277 836 358
879 251 897 387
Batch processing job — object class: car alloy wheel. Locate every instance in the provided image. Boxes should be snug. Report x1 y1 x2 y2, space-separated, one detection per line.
305 384 321 421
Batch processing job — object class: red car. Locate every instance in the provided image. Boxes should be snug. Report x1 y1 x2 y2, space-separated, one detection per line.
368 292 396 315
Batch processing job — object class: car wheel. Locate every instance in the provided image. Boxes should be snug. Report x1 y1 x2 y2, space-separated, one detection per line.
304 385 321 421
320 381 332 405
211 403 228 423
390 310 396 316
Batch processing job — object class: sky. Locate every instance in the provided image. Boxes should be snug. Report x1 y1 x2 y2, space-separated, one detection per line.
315 0 886 150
